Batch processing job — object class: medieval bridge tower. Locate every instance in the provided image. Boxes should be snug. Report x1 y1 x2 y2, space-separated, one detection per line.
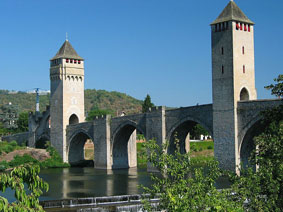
50 39 85 162
211 0 257 170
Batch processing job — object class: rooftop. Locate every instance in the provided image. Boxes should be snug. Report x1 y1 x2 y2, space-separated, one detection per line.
211 0 254 25
51 40 83 60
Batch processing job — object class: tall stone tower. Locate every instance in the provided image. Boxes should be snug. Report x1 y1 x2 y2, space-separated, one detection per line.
211 0 257 171
50 39 85 162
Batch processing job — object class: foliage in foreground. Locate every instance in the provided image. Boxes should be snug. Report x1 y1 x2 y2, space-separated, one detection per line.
141 139 244 212
0 164 48 211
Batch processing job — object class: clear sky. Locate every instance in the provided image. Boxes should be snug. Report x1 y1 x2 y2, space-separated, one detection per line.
0 0 282 107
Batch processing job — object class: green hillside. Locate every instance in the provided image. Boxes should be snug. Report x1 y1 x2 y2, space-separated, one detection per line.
0 89 142 116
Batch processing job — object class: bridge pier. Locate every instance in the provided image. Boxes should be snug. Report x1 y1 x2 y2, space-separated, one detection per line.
145 106 166 172
93 115 112 169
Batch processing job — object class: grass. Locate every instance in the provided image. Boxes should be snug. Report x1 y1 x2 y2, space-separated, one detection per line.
137 142 147 167
136 140 214 167
85 149 94 160
190 141 214 152
0 140 25 155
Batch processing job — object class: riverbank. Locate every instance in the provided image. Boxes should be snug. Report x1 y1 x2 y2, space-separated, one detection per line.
0 141 69 171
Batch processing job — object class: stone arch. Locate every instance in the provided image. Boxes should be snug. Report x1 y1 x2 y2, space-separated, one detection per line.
68 130 94 166
69 114 79 125
111 121 145 169
239 115 264 169
240 87 249 101
112 120 145 143
167 117 213 154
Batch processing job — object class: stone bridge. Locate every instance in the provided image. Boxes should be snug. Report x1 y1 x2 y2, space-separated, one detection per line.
2 99 282 171
64 105 213 169
63 99 281 170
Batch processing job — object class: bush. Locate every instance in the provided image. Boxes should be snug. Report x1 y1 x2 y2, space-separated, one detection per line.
0 161 8 172
141 139 244 211
9 140 18 147
40 142 70 168
8 154 38 167
207 145 213 150
0 141 24 155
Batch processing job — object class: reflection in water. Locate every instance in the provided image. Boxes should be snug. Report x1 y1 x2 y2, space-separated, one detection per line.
1 167 230 202
39 167 152 201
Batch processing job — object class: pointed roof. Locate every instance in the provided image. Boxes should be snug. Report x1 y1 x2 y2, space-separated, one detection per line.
51 40 83 60
211 1 254 25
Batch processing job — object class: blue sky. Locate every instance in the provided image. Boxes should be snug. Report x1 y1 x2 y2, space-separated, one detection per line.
0 0 282 107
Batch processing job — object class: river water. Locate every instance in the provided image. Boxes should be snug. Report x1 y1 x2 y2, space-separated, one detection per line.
1 167 152 202
1 166 230 203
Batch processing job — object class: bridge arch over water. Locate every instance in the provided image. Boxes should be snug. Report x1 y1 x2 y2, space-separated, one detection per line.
166 116 213 155
68 129 94 165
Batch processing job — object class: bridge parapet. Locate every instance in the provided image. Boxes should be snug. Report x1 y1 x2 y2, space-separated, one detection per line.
148 106 164 112
238 99 282 110
66 121 93 139
93 115 108 120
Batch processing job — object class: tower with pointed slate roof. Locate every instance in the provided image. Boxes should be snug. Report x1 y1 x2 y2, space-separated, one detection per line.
50 39 85 162
211 0 257 171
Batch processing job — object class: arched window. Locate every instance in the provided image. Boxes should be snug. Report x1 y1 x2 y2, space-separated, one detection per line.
69 114 79 125
240 88 249 101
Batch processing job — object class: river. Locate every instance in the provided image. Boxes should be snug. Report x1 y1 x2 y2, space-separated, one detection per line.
1 166 230 203
1 167 152 202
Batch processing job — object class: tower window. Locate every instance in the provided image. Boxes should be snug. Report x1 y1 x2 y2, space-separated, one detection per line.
222 65 224 74
66 59 69 63
74 60 77 64
248 25 251 32
78 60 81 64
240 23 243 30
221 47 224 55
242 46 245 55
244 24 247 31
236 22 239 30
243 65 245 73
70 59 73 63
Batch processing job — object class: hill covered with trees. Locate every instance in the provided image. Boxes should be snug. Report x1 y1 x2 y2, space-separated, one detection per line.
0 89 142 116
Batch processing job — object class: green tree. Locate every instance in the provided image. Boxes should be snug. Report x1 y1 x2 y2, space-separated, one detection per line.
141 139 244 211
17 112 29 132
190 124 209 139
142 94 154 113
86 107 113 121
0 164 49 211
264 74 283 98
